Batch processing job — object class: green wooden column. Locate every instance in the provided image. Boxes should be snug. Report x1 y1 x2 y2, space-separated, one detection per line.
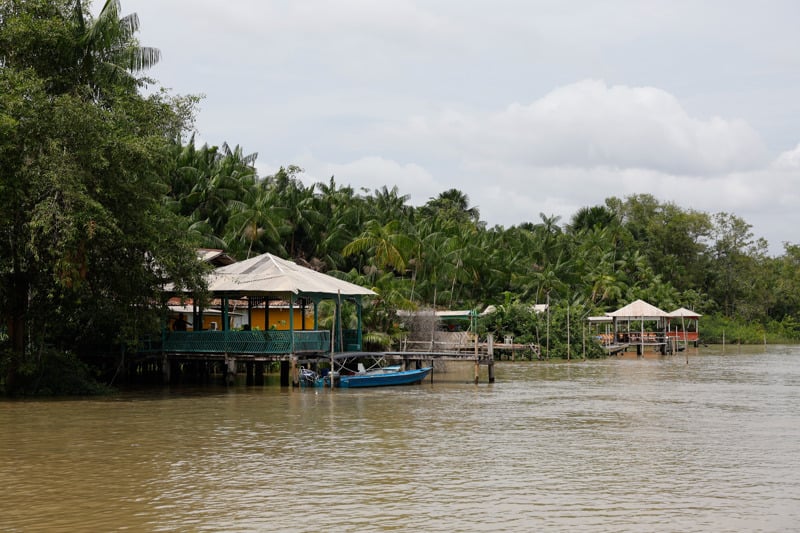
289 294 295 353
335 296 342 352
356 296 363 350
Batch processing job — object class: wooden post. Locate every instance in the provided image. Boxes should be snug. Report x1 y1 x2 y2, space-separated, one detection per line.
255 362 265 386
246 361 254 386
162 353 170 385
475 333 484 385
546 293 550 359
566 302 570 360
330 305 336 388
685 335 688 364
226 355 236 387
582 323 586 360
290 356 298 388
488 359 495 383
280 360 290 387
640 317 644 357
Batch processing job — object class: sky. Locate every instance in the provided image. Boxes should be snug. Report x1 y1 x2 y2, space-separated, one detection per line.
120 0 800 254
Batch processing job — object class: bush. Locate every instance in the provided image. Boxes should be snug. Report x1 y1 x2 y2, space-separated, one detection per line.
1 348 112 396
478 300 606 360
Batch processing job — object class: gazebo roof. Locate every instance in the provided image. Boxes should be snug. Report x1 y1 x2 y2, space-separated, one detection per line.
667 307 702 318
207 253 376 298
606 299 668 320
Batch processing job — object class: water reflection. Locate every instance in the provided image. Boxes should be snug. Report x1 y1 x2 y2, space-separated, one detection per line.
1 348 799 531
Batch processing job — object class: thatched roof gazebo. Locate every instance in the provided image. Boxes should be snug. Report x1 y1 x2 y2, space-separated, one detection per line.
209 253 375 350
207 253 375 299
169 253 376 356
667 307 702 347
606 299 670 354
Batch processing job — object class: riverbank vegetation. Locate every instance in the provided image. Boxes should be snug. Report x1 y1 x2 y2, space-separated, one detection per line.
2 1 799 393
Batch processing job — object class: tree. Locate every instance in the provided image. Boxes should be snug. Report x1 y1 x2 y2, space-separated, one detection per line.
343 219 414 275
707 212 765 318
269 166 322 260
420 188 481 225
0 0 204 393
225 180 285 259
72 0 161 96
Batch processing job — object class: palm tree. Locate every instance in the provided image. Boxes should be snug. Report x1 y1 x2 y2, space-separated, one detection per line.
269 167 322 260
568 205 617 234
421 188 480 224
225 182 286 258
314 177 361 270
343 219 414 275
72 0 160 95
368 185 411 224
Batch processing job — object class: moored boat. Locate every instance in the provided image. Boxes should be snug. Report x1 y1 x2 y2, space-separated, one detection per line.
338 366 432 388
300 364 432 388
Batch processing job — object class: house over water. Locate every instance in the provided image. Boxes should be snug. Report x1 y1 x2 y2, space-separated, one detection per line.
143 252 376 385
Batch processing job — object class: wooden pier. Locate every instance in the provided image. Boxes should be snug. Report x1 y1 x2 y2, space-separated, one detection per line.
131 329 504 387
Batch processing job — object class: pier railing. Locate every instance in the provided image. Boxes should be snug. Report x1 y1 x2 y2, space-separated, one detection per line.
152 330 334 355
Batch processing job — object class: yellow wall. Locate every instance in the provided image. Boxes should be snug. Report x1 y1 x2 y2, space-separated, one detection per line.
170 308 314 331
249 308 313 330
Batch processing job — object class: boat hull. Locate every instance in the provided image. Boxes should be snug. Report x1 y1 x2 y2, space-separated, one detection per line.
338 367 432 388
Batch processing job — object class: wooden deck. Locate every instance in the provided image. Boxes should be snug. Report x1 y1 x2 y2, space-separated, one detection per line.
132 329 499 386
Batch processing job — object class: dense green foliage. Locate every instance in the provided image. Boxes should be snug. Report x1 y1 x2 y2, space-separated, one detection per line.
2 1 798 393
0 0 205 394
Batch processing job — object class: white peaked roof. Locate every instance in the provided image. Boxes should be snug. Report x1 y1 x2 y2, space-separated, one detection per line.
207 253 376 298
667 307 702 318
606 299 668 320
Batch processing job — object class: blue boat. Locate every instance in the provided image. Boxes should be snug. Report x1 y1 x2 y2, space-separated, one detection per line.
300 365 432 388
338 366 432 388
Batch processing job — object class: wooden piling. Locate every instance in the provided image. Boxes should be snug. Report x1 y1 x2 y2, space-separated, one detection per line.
279 360 289 387
225 356 237 386
290 356 298 388
255 362 265 386
162 354 170 385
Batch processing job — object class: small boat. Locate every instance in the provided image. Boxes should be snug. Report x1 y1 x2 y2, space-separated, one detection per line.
300 364 432 388
338 366 432 388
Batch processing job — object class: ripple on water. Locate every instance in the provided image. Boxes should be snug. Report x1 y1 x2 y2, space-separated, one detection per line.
1 349 800 532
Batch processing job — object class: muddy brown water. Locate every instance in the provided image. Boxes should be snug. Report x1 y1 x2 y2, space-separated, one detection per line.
2 345 799 532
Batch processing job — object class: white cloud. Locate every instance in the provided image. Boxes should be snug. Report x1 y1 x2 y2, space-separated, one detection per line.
287 86 800 253
772 143 800 171
126 0 800 253
384 80 769 176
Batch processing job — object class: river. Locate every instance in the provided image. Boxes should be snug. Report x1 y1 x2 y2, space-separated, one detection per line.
2 345 799 532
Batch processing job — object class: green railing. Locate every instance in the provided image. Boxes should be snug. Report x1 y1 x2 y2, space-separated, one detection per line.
161 330 332 355
343 329 361 351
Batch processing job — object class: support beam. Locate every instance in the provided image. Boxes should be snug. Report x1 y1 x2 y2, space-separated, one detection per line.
162 354 170 385
246 361 254 386
225 355 236 386
255 362 265 386
280 360 290 387
290 356 298 388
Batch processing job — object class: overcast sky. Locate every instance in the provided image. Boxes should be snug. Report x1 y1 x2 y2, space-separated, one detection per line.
122 0 800 254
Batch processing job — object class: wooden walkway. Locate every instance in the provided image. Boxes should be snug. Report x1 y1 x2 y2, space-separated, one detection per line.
132 331 506 386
